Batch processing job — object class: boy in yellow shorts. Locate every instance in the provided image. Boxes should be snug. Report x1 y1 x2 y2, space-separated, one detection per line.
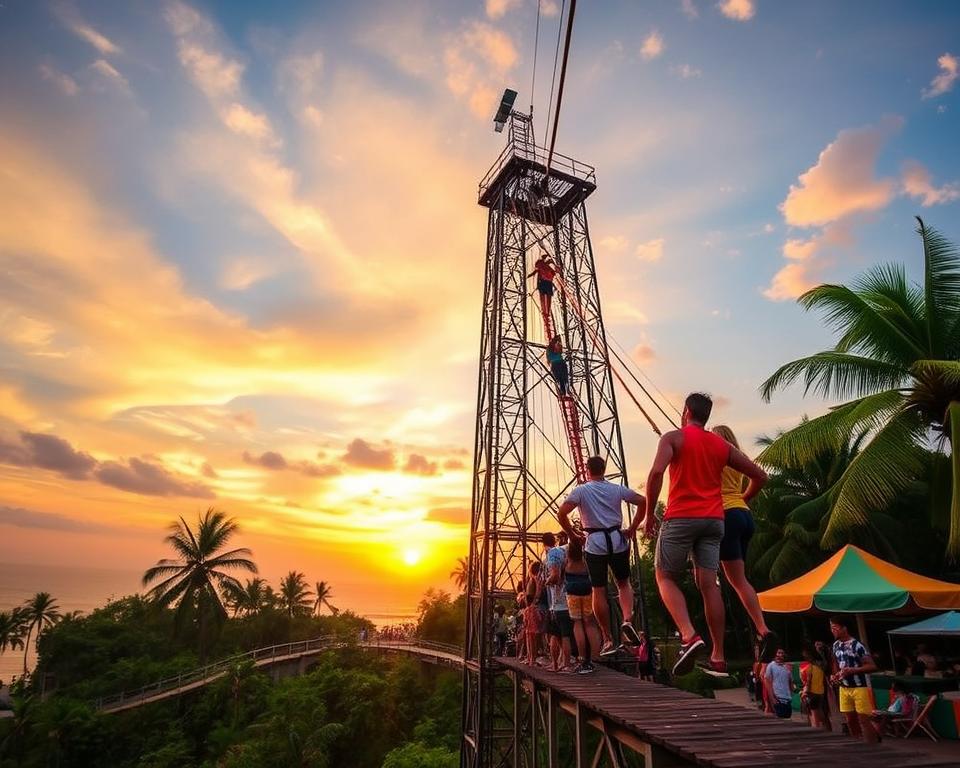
829 616 878 742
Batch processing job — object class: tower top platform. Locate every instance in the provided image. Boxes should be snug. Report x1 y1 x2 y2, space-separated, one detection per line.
478 112 596 224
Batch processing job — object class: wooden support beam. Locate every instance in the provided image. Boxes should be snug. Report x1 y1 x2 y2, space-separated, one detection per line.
547 688 558 768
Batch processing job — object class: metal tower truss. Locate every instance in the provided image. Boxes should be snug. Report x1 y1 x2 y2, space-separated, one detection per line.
461 112 630 768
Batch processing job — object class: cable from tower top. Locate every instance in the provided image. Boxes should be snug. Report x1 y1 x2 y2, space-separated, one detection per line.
529 0 541 116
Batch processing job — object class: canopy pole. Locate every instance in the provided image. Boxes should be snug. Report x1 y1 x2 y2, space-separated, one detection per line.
856 613 868 649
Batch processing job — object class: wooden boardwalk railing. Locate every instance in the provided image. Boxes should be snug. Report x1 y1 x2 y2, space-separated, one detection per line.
498 657 956 768
93 637 462 714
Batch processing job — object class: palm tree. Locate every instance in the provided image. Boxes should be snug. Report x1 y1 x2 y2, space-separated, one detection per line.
0 608 26 655
760 218 960 559
450 556 469 592
142 508 257 655
278 571 313 617
313 581 338 616
21 593 60 673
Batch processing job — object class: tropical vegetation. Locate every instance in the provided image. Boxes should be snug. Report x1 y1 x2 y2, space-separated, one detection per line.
759 218 960 560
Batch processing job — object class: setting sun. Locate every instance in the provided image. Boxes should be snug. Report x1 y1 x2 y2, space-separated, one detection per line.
403 548 424 567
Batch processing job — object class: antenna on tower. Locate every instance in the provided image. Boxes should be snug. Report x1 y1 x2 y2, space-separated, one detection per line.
493 88 517 132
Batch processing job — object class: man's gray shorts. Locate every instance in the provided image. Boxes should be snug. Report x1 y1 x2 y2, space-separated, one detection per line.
655 518 724 574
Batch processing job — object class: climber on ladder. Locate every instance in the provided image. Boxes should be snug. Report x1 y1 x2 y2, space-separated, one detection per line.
528 252 557 333
546 335 569 395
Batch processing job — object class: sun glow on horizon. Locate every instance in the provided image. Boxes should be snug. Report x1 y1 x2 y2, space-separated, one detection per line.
402 547 424 567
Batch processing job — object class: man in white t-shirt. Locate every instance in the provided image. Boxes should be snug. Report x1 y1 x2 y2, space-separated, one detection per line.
558 455 646 655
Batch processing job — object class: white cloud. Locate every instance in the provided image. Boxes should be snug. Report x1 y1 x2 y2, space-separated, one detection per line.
635 238 664 262
901 160 960 207
922 53 959 99
90 59 130 92
717 0 755 21
541 0 561 17
39 64 78 96
640 31 665 61
223 103 279 146
444 21 518 118
485 0 522 20
680 0 699 20
55 4 121 55
672 64 702 79
599 235 629 252
779 116 902 227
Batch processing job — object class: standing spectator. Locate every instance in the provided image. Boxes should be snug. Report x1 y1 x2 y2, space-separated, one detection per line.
543 533 573 671
522 596 543 667
830 616 879 743
800 645 828 729
493 605 509 656
764 648 795 719
564 536 600 674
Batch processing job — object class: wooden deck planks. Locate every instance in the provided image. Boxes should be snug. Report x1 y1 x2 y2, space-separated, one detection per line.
497 657 956 767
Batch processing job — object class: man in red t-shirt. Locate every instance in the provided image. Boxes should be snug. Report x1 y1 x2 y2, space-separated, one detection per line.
527 253 557 321
641 392 767 676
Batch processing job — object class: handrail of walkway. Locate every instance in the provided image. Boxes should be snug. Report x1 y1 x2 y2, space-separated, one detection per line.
92 636 463 712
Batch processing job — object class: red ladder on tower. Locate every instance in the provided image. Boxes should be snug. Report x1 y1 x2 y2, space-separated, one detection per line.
559 394 588 483
540 305 588 483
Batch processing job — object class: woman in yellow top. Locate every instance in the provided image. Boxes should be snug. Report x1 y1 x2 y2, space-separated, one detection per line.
712 425 777 662
800 644 831 730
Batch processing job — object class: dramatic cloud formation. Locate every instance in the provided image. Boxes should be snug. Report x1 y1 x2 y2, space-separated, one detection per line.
95 457 215 498
0 432 97 479
641 31 665 61
779 117 902 227
342 438 396 470
922 53 958 99
901 160 960 206
718 0 755 21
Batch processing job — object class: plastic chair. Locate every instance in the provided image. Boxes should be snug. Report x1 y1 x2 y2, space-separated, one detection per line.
892 693 939 741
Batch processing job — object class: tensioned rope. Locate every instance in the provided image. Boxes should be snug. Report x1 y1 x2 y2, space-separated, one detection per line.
554 276 664 437
544 0 577 182
529 0 541 116
542 0 567 148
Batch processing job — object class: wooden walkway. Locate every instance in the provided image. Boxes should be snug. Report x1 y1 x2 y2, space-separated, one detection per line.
498 658 956 767
95 639 462 714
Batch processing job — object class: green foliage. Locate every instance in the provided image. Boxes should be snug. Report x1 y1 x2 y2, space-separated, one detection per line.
415 589 465 646
760 218 960 559
142 508 257 658
381 742 458 768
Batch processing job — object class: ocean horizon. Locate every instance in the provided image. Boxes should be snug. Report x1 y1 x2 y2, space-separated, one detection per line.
0 561 417 683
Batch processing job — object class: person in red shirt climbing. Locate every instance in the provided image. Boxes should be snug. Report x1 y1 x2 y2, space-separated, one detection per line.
528 253 557 321
641 392 768 676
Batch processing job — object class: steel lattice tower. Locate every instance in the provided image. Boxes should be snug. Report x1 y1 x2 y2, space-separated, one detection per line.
460 112 632 768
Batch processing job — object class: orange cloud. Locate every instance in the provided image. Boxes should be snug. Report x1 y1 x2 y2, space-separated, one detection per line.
922 53 958 100
901 160 960 207
444 21 518 117
641 31 665 61
718 0 755 21
779 117 902 227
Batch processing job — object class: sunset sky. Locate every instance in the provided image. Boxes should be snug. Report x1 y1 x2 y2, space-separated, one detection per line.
1 0 958 617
